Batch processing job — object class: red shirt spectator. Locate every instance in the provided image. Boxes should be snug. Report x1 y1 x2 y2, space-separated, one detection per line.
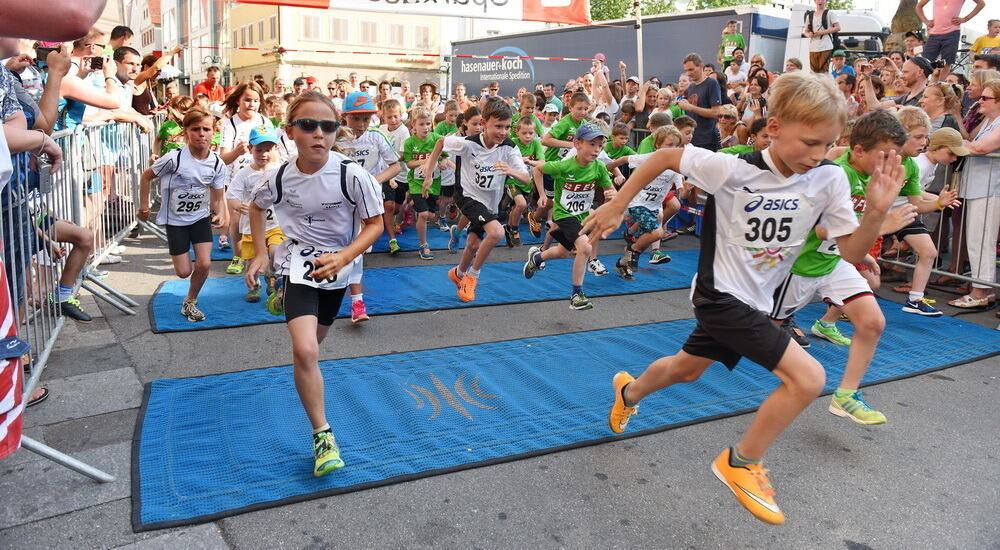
193 67 225 102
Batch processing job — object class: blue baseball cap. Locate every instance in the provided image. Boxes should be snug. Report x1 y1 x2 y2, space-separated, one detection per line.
574 123 606 142
249 125 280 146
343 91 377 114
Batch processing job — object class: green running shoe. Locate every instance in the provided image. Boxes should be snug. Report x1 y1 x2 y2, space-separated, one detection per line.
648 250 671 265
829 390 886 425
313 430 345 477
266 286 284 316
570 292 594 310
388 239 401 255
245 283 262 303
811 320 852 346
226 256 245 275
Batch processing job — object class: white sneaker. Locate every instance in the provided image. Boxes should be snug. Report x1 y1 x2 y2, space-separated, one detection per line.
98 252 122 265
110 245 126 255
587 258 609 276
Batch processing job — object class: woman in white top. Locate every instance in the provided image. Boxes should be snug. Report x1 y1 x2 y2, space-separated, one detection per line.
138 109 229 322
219 81 273 256
244 92 384 477
950 79 1000 308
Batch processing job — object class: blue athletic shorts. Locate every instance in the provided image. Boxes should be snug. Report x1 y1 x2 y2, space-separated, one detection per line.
627 205 660 236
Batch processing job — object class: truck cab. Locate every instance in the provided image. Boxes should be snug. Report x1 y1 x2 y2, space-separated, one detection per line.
784 3 890 66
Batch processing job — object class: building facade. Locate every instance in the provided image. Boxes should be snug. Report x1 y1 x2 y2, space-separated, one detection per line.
160 0 229 93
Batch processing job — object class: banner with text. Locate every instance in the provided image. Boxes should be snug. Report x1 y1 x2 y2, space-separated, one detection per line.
237 0 591 25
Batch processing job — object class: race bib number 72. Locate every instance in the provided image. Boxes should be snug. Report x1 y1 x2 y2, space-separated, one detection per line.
729 191 814 248
289 243 353 289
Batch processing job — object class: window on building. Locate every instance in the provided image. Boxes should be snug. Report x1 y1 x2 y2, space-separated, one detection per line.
258 21 264 42
361 21 377 44
233 31 239 49
414 25 430 50
241 26 247 48
388 23 404 48
330 17 348 42
248 24 254 44
302 15 321 41
270 15 277 39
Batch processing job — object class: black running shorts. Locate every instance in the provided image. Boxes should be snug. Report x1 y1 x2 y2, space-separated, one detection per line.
382 181 407 204
682 290 791 371
166 216 213 256
550 216 584 251
893 219 929 240
412 194 439 214
283 279 347 327
456 196 497 240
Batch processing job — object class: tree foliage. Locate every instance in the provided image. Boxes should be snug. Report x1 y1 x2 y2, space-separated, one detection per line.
590 0 678 22
687 0 853 10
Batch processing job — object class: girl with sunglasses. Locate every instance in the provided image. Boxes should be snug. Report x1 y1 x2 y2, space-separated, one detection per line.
244 92 385 477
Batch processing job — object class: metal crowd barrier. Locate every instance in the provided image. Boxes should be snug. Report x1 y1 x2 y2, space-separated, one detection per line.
878 152 1000 328
629 128 650 151
2 117 160 481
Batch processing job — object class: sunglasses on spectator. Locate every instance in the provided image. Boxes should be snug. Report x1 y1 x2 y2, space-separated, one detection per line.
85 43 105 49
982 95 997 102
719 114 736 120
289 119 340 133
327 88 336 92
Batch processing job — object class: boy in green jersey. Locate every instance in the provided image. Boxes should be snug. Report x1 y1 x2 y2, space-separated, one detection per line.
718 19 746 65
532 92 591 237
719 118 771 155
523 124 615 310
770 111 920 426
604 123 637 160
510 91 545 139
505 117 545 247
404 107 447 260
433 100 460 136
636 111 673 154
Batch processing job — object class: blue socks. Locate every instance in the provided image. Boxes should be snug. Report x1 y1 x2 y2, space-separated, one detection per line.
572 285 583 295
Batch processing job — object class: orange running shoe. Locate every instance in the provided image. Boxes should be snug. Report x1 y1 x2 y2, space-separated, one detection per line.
608 371 638 434
711 448 785 525
527 211 542 238
458 275 478 302
448 266 463 290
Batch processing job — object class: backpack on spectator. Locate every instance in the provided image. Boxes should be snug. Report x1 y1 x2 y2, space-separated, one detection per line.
805 9 842 51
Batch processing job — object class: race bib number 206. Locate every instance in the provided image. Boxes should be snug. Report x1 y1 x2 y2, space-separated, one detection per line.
730 191 814 249
289 243 353 289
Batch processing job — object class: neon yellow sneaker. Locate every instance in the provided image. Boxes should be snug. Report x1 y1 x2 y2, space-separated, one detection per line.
313 430 345 477
829 389 886 425
811 320 852 346
226 256 245 275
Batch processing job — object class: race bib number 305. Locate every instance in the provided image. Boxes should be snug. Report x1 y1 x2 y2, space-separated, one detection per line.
289 243 353 289
730 191 814 248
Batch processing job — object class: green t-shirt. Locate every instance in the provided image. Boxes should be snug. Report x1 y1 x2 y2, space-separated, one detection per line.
604 143 637 159
669 104 685 119
720 33 746 63
508 137 544 193
720 144 754 155
403 132 444 195
511 112 544 139
543 115 585 162
637 135 656 154
157 120 185 155
541 157 612 222
270 117 283 128
791 152 919 277
434 121 457 136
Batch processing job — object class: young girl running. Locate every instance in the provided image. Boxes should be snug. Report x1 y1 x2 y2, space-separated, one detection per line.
244 92 385 477
138 109 229 322
220 82 273 272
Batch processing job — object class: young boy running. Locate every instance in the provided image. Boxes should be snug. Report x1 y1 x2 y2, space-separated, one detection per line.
506 117 545 247
228 126 286 305
770 111 920 427
423 98 530 302
720 117 771 155
522 124 616 310
339 92 401 322
531 93 591 237
377 98 409 255
434 100 460 137
404 107 446 260
584 73 909 525
606 126 684 279
511 91 545 139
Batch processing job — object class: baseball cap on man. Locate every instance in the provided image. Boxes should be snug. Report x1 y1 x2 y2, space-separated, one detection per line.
305 76 317 85
249 125 280 146
343 91 377 114
832 50 846 58
626 75 640 84
293 77 306 86
929 128 969 156
575 123 606 142
542 103 560 113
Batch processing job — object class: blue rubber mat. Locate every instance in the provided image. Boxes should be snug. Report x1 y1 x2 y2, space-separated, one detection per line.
150 250 698 333
198 223 625 260
132 300 1000 531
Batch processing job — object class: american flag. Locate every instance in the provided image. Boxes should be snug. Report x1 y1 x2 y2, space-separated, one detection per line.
0 258 23 459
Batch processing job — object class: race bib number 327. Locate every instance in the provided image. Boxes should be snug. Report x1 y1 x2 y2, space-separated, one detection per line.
730 191 814 249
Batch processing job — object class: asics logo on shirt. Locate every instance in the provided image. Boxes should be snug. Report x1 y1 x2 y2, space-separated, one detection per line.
176 191 206 200
743 195 800 212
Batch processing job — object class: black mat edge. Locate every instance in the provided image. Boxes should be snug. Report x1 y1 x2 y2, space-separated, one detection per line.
131 318 1000 531
148 251 698 334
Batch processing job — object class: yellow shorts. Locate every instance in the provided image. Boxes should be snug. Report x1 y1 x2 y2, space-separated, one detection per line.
240 227 287 259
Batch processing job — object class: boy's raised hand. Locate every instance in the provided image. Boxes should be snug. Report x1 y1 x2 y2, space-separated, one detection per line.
864 150 905 214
